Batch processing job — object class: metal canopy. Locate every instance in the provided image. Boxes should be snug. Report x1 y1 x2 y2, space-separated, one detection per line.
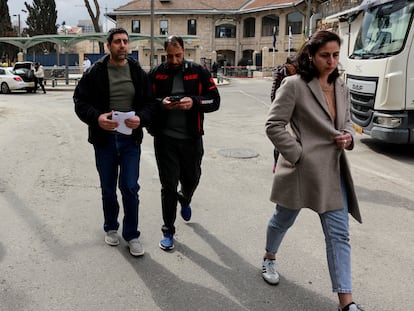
0 33 152 50
0 33 198 51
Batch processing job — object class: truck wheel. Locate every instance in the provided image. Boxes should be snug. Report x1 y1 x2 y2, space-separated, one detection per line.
1 82 10 94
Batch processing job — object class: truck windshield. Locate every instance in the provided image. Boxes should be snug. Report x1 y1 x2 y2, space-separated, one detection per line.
351 0 414 58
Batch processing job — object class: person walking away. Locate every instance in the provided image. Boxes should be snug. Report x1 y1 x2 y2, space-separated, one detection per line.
270 56 296 172
73 28 153 257
148 35 220 251
34 62 46 94
212 61 218 78
262 30 364 311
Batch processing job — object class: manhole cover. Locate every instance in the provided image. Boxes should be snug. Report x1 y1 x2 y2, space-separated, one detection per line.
218 148 259 159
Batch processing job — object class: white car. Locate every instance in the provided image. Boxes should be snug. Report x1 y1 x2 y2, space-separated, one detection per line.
0 67 35 93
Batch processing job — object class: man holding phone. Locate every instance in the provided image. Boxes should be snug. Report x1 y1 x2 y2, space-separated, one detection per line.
149 35 220 250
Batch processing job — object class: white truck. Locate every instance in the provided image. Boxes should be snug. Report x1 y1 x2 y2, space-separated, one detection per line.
345 0 414 143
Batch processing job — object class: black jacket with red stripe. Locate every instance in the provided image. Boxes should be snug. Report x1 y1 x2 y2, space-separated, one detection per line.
148 60 220 138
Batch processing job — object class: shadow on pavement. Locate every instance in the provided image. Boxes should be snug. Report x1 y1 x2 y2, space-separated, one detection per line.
120 223 335 310
356 185 414 211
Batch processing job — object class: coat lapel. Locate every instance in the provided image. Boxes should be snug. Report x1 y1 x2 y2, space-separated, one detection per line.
307 79 332 120
334 79 346 130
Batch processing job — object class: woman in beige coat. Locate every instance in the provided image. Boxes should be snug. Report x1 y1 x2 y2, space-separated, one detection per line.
261 31 363 311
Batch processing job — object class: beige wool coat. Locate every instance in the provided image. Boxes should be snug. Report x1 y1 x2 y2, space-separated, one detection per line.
266 74 362 223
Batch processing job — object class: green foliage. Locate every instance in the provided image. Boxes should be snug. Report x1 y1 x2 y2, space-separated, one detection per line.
25 0 57 36
24 0 57 53
0 0 13 36
0 0 18 64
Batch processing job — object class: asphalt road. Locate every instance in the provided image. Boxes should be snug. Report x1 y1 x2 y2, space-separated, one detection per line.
0 79 413 311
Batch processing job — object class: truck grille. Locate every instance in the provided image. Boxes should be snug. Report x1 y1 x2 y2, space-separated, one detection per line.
350 91 375 127
347 75 378 128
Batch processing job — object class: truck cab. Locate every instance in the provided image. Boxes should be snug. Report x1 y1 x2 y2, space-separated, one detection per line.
345 0 414 143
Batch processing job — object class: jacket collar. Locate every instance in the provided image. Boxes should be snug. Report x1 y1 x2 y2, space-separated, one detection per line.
307 78 346 129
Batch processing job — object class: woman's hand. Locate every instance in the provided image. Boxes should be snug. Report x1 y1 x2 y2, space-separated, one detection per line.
334 132 352 150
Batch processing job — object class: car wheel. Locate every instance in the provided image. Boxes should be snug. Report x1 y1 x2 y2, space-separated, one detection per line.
1 82 10 94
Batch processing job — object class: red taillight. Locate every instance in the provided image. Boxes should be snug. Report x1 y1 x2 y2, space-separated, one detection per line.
13 76 23 81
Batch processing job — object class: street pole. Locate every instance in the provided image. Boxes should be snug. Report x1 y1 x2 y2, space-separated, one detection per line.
13 14 21 36
150 0 154 68
306 0 312 37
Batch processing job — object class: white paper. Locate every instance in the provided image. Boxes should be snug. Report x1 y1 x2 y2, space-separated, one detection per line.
112 111 135 135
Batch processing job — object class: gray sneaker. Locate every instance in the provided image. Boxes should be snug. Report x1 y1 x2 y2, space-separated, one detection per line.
104 230 120 246
262 258 279 285
128 238 144 257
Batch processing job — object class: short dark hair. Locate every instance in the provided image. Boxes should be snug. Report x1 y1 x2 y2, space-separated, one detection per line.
296 30 341 83
107 27 129 44
164 35 184 50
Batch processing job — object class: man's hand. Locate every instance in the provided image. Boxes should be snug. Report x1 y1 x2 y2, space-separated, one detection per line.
163 96 193 110
98 111 118 131
125 115 140 129
174 97 193 110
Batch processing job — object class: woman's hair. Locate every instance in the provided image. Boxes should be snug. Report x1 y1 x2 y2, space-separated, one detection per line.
296 30 342 83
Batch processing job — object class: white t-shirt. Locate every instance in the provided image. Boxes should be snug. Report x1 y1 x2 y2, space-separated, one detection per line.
82 58 91 71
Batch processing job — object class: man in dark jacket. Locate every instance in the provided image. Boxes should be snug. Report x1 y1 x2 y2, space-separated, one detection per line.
73 28 153 257
149 35 220 250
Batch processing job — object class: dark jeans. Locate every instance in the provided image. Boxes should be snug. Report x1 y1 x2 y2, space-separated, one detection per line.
154 135 203 235
93 134 141 241
35 77 46 93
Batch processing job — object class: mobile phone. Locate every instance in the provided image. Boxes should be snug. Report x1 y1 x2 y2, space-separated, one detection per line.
170 95 183 103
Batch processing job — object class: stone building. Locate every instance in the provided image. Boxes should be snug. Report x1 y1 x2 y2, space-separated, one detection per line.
107 0 313 72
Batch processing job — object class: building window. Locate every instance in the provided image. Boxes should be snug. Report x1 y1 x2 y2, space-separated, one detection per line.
215 24 236 38
132 20 140 33
243 17 255 38
160 20 168 35
188 19 196 35
286 12 302 35
262 15 279 36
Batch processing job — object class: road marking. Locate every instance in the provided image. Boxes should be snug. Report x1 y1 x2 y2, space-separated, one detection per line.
238 90 270 108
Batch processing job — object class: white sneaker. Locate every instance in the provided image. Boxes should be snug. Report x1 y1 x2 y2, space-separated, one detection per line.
128 238 144 257
104 230 120 246
338 303 365 311
262 258 279 285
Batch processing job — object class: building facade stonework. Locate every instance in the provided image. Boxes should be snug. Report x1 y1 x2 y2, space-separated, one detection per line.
108 0 311 72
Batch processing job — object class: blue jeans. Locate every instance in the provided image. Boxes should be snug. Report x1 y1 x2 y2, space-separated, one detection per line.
94 134 141 241
265 177 352 293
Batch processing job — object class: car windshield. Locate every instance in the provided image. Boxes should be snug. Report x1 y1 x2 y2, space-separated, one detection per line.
351 0 414 59
13 68 29 74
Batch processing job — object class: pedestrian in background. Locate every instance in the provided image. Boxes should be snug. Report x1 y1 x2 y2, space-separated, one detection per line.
148 35 220 251
270 56 297 172
262 30 364 311
82 55 91 72
34 62 46 94
73 28 153 257
211 61 218 78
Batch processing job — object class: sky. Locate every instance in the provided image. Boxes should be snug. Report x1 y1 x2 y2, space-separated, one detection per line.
8 0 130 31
